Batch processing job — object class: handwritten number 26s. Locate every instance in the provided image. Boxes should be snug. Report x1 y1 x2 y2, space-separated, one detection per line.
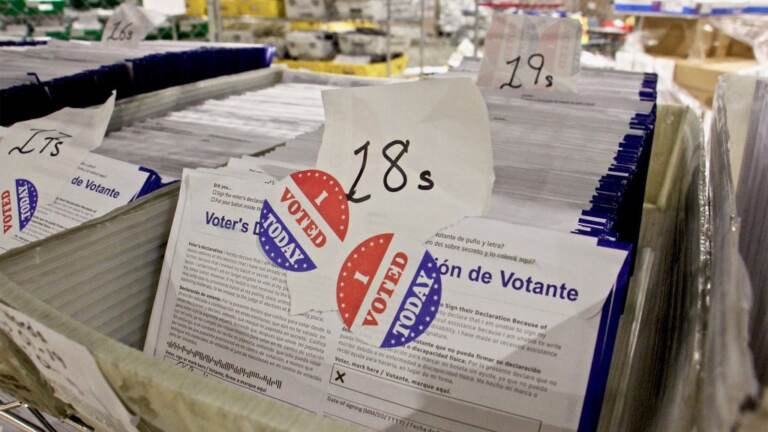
500 53 553 89
107 20 134 41
347 140 435 204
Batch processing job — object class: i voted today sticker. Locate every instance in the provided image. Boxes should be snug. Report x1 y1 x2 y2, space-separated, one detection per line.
2 179 38 235
337 233 442 348
258 169 349 272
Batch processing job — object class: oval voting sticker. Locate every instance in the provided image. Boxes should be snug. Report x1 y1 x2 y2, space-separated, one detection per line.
2 179 38 235
15 179 38 232
258 169 349 272
337 233 442 348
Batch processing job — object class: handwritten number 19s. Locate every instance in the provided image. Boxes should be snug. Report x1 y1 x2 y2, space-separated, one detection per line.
500 53 553 89
346 139 434 204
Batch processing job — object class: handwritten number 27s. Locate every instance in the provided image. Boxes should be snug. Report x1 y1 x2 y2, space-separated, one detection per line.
8 129 70 157
347 140 435 204
500 54 553 89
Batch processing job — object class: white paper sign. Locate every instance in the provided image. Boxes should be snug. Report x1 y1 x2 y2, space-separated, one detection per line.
101 4 156 47
0 303 138 432
282 78 494 314
478 15 582 91
318 78 494 230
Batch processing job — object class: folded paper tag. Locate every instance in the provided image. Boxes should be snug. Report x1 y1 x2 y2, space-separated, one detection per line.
101 4 157 47
284 78 494 315
0 303 138 432
478 15 582 92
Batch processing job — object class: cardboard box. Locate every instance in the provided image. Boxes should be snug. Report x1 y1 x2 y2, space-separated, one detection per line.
673 57 758 105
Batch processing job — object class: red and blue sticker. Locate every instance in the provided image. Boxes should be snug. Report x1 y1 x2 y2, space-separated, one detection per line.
2 179 37 234
337 233 442 348
258 169 349 272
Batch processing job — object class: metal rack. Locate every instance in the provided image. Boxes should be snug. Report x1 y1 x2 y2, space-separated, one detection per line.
0 396 91 432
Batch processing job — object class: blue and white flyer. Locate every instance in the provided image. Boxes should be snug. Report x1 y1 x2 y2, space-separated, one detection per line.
0 152 166 250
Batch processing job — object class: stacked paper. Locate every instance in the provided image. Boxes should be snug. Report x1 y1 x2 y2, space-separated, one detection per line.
97 82 332 178
0 40 276 127
734 79 768 385
0 40 275 86
259 70 658 245
484 74 657 244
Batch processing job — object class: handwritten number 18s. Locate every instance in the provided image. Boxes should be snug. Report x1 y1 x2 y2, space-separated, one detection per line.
347 139 435 204
500 53 553 89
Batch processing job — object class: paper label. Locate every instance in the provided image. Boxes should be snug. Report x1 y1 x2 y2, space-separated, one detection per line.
0 95 115 247
478 15 582 91
317 78 494 236
0 304 138 432
101 4 155 47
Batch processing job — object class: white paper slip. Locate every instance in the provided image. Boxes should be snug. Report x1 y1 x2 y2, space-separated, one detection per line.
0 152 168 251
101 4 158 48
318 78 494 234
145 169 340 413
0 95 115 245
478 15 582 92
0 303 139 432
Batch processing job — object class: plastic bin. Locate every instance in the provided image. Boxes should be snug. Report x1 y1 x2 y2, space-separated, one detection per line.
185 0 206 17
0 98 704 431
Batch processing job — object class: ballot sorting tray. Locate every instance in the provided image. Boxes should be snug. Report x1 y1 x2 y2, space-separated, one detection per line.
0 104 706 431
